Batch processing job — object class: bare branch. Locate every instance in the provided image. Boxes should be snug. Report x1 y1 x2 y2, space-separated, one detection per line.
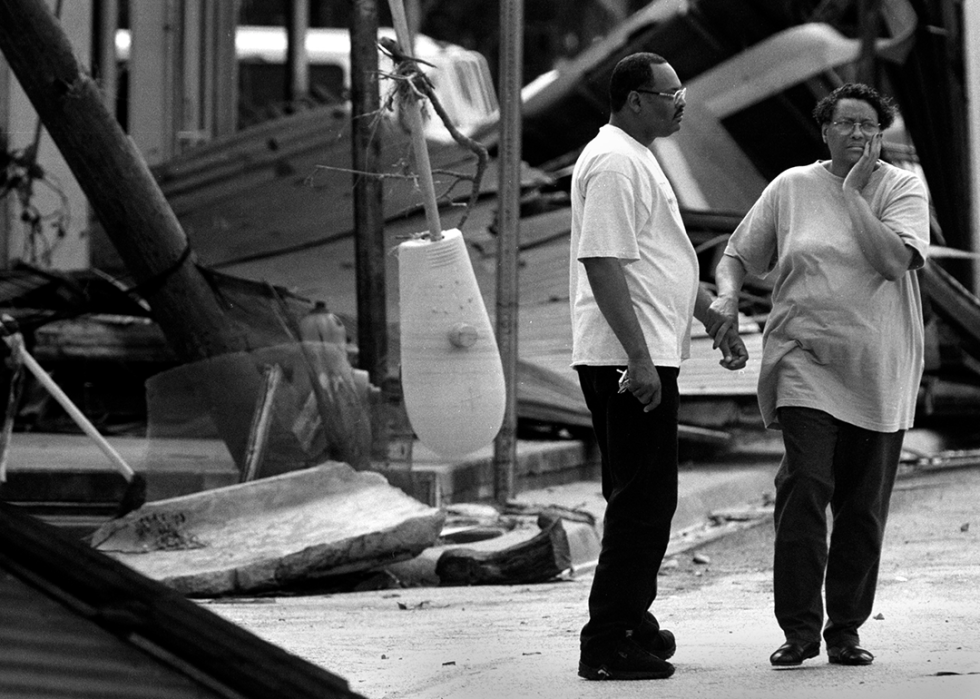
378 39 489 230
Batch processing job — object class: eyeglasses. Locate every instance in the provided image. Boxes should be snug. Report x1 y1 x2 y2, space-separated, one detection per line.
634 86 687 107
830 119 881 135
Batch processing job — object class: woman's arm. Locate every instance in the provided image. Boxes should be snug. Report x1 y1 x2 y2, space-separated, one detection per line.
843 134 915 281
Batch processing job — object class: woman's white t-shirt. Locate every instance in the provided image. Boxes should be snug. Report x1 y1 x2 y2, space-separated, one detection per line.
724 161 930 432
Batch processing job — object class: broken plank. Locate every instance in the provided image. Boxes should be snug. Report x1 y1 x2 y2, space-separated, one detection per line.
435 516 572 585
241 364 283 483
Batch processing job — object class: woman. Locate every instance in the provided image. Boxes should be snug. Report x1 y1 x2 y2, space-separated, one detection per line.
710 83 930 667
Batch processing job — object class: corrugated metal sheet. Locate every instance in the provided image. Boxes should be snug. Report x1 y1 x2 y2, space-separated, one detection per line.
0 569 227 699
0 501 365 699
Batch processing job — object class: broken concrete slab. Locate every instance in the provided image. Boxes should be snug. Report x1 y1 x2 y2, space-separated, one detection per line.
89 462 445 597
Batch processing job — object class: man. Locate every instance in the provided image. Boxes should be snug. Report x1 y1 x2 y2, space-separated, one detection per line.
570 52 747 681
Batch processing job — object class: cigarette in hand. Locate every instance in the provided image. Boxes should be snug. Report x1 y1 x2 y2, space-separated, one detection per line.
617 368 630 394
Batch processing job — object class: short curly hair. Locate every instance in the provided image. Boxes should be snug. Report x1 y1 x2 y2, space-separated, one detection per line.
812 83 898 130
609 52 668 113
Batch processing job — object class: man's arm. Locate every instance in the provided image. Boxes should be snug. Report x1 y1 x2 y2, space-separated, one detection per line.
582 257 662 411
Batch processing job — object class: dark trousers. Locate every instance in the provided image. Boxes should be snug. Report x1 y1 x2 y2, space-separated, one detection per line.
577 365 679 659
773 407 904 647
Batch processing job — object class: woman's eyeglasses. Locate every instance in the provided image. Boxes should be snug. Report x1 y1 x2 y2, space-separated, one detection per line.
830 119 881 136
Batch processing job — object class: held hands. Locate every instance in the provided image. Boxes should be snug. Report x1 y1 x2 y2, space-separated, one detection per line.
705 294 737 345
843 132 882 193
716 327 748 370
621 290 747 412
704 294 737 342
704 294 747 370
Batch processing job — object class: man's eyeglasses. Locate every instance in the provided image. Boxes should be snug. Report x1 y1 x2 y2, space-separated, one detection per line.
634 86 687 107
830 119 881 136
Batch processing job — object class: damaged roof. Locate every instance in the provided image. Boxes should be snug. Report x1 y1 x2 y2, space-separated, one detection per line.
0 500 366 699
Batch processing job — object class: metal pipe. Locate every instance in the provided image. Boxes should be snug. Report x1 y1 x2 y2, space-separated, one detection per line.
16 343 136 481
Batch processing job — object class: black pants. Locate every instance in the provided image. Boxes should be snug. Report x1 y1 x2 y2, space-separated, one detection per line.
577 365 679 659
773 407 904 647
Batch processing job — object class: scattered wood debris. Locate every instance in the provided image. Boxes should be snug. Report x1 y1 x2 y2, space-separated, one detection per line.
903 448 980 473
385 500 601 586
666 499 775 558
435 514 572 585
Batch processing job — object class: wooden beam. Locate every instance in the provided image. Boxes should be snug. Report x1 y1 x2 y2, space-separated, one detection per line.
241 363 283 483
0 337 25 484
857 0 882 85
208 0 238 138
436 515 573 585
92 0 118 114
350 0 388 388
0 46 11 268
494 0 523 503
965 0 980 293
285 0 310 105
128 0 176 164
178 0 205 150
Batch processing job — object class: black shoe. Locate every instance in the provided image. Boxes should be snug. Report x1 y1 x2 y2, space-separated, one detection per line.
827 644 874 665
770 641 820 667
632 628 676 660
579 637 676 681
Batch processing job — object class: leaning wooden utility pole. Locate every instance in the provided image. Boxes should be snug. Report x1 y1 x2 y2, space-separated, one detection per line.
0 0 247 362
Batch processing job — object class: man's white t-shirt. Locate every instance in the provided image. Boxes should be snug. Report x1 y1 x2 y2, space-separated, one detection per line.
569 124 699 368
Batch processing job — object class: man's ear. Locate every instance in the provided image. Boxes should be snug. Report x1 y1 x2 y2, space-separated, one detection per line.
628 90 642 113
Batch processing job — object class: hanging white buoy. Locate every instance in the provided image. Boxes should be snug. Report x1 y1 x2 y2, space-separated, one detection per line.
399 229 506 457
384 0 504 457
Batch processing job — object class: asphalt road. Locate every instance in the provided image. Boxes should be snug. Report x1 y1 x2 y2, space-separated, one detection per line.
207 462 980 699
